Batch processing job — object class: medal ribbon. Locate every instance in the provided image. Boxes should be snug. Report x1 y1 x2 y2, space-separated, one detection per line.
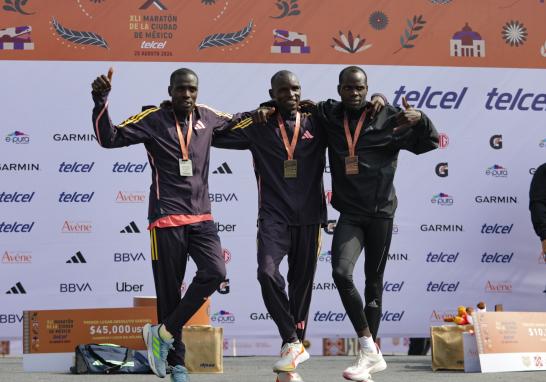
277 112 301 160
174 112 193 161
343 110 367 157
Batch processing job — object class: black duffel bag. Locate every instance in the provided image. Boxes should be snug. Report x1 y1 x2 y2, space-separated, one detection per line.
70 343 152 374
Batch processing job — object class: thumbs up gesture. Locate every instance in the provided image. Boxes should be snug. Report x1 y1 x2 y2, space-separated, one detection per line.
92 67 114 94
394 96 422 135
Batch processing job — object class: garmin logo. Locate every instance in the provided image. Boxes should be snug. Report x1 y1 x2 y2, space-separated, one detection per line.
0 163 39 172
420 224 463 232
53 134 97 142
475 195 517 204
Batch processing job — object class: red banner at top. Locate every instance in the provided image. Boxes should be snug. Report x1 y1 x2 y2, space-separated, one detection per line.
0 0 545 68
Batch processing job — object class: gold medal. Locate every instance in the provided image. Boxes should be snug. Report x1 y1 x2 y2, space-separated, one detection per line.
284 159 298 178
174 112 194 177
345 155 359 175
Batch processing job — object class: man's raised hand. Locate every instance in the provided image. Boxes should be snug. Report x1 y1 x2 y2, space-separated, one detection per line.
393 96 421 135
92 67 114 94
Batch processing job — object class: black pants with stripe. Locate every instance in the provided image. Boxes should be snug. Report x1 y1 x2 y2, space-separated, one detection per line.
331 214 393 341
150 220 226 367
256 221 321 344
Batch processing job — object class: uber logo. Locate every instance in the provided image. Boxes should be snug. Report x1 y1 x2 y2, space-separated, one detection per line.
116 282 144 292
215 222 236 232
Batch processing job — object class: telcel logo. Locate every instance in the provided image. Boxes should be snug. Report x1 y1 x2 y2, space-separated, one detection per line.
426 251 459 263
112 162 148 173
489 134 503 149
381 310 405 322
383 281 404 292
0 221 35 233
481 252 514 263
485 164 508 177
393 86 468 109
0 192 35 203
485 88 546 111
481 223 513 234
59 161 95 173
58 192 94 203
314 311 347 322
426 281 460 292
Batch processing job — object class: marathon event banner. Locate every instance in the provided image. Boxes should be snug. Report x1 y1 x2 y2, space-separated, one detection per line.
1 0 545 354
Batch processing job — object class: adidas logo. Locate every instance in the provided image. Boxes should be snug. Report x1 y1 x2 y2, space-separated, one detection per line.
66 251 87 263
213 162 232 174
301 130 314 140
194 120 206 130
6 282 26 294
121 221 140 233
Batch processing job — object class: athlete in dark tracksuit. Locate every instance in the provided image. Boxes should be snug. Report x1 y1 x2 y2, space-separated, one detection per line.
212 109 326 346
92 87 240 369
315 99 438 341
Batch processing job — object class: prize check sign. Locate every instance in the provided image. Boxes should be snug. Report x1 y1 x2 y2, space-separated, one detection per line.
474 312 546 373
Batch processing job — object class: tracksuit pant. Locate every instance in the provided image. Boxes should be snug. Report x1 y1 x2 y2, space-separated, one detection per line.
331 213 393 341
150 220 226 367
256 220 321 344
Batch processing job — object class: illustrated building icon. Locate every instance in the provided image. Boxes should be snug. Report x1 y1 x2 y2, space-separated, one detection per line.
450 23 485 57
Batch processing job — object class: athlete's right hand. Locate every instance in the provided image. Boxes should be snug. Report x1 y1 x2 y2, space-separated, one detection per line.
92 67 114 94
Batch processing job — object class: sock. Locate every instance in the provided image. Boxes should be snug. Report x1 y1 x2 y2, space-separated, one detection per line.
358 335 377 354
158 324 174 341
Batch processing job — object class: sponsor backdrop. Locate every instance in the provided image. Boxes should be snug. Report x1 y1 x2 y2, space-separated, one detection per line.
1 0 545 354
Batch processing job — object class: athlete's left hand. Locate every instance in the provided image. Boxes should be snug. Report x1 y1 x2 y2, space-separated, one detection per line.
369 94 385 118
393 96 421 135
253 107 276 124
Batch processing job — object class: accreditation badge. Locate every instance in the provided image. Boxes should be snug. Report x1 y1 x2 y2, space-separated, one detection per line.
179 159 193 177
345 156 359 175
284 159 297 178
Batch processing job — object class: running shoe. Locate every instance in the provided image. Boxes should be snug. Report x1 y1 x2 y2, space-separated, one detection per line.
342 349 386 381
276 371 303 382
272 341 310 372
143 323 174 378
170 364 189 382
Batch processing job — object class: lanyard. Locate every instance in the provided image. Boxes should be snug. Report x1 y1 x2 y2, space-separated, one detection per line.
343 110 367 157
277 112 301 160
174 112 192 161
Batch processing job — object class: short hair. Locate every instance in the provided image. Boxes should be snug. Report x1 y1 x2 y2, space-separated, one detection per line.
170 68 198 86
338 66 367 85
270 70 297 87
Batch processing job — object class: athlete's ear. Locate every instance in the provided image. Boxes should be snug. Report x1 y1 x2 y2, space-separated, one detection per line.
337 84 342 97
268 88 273 99
168 85 173 97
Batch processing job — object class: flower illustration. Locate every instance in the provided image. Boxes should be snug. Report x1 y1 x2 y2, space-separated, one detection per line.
331 31 372 54
501 20 527 47
369 11 388 30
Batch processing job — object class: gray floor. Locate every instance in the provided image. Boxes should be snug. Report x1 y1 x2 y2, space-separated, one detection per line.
2 356 546 381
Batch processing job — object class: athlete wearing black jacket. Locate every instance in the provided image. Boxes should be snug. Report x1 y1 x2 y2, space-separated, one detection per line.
529 163 546 256
312 66 438 382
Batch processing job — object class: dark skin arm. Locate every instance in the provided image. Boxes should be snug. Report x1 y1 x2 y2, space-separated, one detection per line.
92 67 114 94
393 96 422 134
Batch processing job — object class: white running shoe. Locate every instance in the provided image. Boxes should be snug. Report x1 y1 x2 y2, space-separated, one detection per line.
272 341 310 372
342 349 386 381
